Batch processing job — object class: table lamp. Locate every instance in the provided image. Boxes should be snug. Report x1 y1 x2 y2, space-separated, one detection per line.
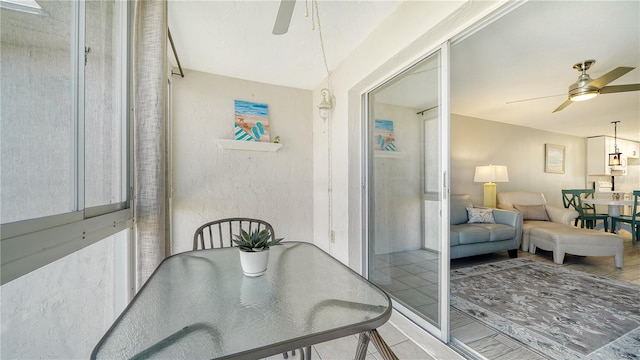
474 165 509 208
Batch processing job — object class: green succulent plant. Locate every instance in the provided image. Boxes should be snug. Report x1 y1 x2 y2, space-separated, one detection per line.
232 229 283 252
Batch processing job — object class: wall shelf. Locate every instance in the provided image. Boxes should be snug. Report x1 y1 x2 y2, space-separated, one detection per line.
215 139 282 152
375 150 403 158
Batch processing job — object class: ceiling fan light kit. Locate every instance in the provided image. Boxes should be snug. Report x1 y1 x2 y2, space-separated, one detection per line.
568 60 599 102
553 59 639 112
569 89 598 102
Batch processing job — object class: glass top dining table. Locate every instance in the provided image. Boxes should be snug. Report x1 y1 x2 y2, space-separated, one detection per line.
91 242 393 360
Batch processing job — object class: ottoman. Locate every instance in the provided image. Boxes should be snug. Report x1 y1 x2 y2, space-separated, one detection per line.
529 225 624 268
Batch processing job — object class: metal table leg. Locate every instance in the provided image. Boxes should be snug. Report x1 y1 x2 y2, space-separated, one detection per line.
369 329 399 360
356 329 399 360
355 332 370 360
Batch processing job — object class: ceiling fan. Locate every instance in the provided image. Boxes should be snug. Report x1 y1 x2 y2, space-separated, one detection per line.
553 60 640 113
272 0 296 35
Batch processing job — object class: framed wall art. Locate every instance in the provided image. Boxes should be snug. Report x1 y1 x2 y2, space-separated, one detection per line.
545 143 565 174
374 119 396 151
233 100 270 142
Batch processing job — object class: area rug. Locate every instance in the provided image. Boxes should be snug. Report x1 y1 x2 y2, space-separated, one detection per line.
451 259 640 359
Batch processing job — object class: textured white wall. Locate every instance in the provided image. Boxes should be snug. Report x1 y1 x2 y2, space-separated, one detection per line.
450 114 588 208
0 234 124 359
170 70 313 254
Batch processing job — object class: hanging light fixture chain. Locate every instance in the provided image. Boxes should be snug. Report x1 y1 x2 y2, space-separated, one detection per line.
612 121 620 151
309 0 334 246
313 0 332 91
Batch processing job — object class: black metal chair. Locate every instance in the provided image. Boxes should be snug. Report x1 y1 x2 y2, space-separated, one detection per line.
610 190 640 245
192 218 309 359
193 217 276 250
562 189 609 231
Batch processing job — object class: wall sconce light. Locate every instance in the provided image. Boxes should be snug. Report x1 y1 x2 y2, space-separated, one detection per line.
474 164 509 208
318 88 334 120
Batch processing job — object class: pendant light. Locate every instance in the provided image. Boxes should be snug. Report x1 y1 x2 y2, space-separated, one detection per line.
608 121 622 166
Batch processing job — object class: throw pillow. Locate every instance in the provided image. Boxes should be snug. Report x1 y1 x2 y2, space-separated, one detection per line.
466 207 496 224
513 204 550 221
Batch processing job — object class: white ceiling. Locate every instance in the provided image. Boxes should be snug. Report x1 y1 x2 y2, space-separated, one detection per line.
167 0 402 90
168 0 640 141
451 0 640 142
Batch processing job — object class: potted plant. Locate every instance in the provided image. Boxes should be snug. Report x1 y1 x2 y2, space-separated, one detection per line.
233 229 283 277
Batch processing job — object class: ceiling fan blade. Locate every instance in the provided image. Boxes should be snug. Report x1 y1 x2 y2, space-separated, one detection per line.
552 98 573 113
600 84 640 94
506 94 565 104
589 66 634 88
272 0 296 35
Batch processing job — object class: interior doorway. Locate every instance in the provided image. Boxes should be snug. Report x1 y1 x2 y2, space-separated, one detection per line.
365 47 451 341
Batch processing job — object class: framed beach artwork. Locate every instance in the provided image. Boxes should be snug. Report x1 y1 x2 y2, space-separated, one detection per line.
545 143 565 174
374 119 396 151
233 100 270 142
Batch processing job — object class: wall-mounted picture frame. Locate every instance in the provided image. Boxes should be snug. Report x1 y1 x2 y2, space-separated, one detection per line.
374 119 396 151
233 100 270 142
545 143 565 174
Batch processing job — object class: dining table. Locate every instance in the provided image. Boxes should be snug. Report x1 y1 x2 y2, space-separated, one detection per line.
582 197 635 233
91 242 397 360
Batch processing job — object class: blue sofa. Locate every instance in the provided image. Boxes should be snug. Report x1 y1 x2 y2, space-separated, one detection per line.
450 195 523 259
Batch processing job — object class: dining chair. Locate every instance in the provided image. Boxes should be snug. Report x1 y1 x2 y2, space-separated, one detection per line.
192 218 309 359
561 189 609 231
193 217 276 250
610 190 640 245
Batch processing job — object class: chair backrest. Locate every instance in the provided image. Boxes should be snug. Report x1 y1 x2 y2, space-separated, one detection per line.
632 190 640 218
193 218 275 250
561 189 595 216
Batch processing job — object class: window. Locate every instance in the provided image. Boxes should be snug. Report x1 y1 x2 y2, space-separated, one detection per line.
0 0 132 285
1 0 75 222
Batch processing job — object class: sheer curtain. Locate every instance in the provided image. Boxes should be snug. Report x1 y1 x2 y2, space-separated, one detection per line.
133 0 168 289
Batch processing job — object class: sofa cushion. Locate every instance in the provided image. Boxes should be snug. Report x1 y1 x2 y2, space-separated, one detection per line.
450 224 490 245
451 195 473 225
466 207 495 224
498 191 547 208
513 204 550 221
523 220 568 236
472 223 517 241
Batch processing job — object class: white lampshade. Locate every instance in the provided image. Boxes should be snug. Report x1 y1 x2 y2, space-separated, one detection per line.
474 165 509 183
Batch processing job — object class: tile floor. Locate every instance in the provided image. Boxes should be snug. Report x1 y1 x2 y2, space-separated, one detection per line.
263 320 441 360
370 249 441 323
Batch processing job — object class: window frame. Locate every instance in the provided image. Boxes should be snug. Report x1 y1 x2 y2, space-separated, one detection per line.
0 0 134 285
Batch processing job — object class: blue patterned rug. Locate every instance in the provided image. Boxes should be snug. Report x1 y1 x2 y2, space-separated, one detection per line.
451 259 640 359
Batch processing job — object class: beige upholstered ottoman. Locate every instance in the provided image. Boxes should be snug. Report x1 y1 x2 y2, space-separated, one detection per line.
529 226 624 268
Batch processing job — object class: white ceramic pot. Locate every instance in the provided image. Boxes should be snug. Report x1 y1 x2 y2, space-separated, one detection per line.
238 249 269 277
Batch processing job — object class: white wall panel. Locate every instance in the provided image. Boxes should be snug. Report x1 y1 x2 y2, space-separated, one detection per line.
1 234 125 359
170 70 313 254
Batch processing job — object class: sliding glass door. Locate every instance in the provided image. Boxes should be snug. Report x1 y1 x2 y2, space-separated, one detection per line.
366 45 450 340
